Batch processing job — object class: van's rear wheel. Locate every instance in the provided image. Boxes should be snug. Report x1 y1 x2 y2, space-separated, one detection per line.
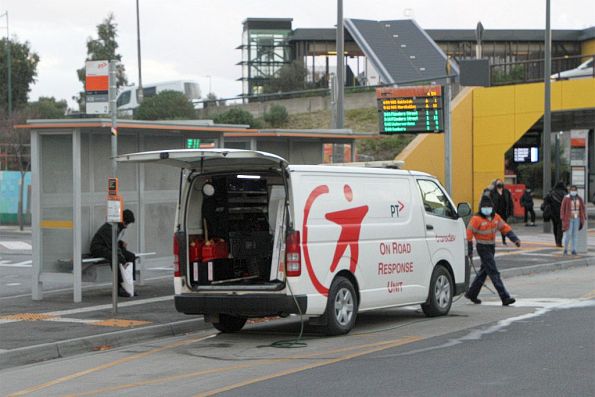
212 314 247 333
421 265 453 317
324 276 357 336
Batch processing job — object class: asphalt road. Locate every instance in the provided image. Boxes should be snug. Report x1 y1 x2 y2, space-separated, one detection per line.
1 266 593 397
218 304 595 397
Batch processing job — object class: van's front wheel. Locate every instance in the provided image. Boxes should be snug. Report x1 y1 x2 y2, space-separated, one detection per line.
212 314 247 333
421 265 452 317
324 276 357 336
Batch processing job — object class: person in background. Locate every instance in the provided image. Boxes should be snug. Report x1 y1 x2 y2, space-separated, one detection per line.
521 188 536 226
465 195 520 306
560 185 586 256
489 179 514 244
90 209 137 297
542 181 567 247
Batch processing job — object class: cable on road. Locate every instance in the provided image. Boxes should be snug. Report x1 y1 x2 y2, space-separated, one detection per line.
270 279 307 348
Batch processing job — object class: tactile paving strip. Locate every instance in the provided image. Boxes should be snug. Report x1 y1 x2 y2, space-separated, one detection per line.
0 313 57 321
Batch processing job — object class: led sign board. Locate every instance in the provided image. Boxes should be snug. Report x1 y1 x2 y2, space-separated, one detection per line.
513 146 539 163
377 86 444 134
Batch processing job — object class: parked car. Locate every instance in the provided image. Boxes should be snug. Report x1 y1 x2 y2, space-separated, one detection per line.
551 58 594 80
117 149 472 335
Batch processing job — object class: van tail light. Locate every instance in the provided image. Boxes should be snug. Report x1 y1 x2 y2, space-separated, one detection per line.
173 234 181 277
285 230 301 277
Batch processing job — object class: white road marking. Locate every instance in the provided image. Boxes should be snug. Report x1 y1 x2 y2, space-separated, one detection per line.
0 241 32 250
0 261 32 268
5 283 21 286
46 295 173 317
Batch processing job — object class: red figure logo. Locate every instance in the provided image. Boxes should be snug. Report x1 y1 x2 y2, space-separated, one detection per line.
303 184 369 296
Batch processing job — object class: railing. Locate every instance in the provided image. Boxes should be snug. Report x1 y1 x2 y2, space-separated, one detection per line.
490 53 594 86
197 74 459 109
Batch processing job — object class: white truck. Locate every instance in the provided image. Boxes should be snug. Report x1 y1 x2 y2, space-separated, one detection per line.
117 149 472 335
116 80 201 115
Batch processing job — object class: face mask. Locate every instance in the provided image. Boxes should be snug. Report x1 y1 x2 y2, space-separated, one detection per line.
481 207 493 216
570 191 577 197
496 184 503 189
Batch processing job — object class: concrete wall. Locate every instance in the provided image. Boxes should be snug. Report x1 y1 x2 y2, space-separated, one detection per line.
198 91 377 119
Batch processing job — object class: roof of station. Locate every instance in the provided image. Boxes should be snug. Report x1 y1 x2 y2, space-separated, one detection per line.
344 19 455 84
16 119 252 132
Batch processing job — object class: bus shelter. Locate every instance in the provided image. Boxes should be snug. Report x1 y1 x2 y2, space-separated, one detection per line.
18 119 250 302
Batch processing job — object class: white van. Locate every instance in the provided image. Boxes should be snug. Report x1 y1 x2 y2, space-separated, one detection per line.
116 80 201 115
117 149 471 335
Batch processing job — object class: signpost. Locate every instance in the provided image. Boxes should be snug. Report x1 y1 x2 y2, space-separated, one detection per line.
87 60 120 313
377 86 444 134
85 60 110 114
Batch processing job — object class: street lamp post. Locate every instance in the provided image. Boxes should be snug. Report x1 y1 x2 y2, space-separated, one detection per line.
543 0 552 233
1 11 11 116
136 0 143 104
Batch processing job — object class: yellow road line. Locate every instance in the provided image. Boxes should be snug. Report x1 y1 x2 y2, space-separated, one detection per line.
194 336 422 397
7 334 216 397
57 335 422 397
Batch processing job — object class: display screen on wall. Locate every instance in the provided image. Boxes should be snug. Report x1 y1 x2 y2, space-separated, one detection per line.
513 146 540 163
376 86 444 134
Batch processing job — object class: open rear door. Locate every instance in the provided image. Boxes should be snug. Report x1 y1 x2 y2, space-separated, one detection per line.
116 148 288 172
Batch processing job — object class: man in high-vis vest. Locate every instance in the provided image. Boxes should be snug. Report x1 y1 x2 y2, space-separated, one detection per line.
465 195 521 306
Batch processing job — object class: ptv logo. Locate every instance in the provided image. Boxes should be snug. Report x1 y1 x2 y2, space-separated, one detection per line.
390 201 405 217
302 184 369 296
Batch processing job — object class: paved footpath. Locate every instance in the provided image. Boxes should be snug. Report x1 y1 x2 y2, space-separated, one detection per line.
0 224 592 370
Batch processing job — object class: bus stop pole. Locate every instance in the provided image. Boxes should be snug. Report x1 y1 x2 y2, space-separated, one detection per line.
110 61 119 314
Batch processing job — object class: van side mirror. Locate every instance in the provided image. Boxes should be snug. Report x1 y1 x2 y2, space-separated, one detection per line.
457 202 472 218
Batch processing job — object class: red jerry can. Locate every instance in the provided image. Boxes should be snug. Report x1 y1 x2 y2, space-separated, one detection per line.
505 184 526 218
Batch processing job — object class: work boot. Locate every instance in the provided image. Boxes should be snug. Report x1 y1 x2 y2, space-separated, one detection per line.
502 297 516 306
465 293 481 304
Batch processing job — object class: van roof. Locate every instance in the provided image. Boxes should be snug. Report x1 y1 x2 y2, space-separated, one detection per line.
288 164 434 178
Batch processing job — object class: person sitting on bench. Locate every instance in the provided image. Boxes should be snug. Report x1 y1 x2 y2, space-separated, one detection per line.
90 209 137 297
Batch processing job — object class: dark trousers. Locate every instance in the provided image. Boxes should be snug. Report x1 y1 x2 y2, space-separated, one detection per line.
90 246 136 284
467 244 510 302
524 207 535 223
551 217 563 246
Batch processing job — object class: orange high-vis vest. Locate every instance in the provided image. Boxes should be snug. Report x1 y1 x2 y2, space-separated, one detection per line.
466 213 512 245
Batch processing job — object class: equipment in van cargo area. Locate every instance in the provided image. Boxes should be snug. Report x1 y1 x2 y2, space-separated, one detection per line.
116 149 470 336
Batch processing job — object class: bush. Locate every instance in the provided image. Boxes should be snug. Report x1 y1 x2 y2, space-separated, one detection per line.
356 134 415 161
213 108 263 128
263 105 289 127
135 90 196 120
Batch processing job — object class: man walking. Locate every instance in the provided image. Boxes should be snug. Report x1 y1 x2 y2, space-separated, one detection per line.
465 196 521 306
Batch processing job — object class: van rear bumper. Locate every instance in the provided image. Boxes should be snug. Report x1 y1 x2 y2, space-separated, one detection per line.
175 293 308 317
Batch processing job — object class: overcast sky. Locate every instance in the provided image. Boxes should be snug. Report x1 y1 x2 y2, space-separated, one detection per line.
1 0 593 108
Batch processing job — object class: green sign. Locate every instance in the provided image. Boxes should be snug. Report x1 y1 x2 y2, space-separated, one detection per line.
377 86 444 134
186 138 201 149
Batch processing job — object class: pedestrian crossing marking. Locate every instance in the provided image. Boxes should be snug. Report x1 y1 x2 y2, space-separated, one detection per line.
0 241 32 250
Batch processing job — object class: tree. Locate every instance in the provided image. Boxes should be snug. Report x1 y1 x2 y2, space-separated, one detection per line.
0 108 30 229
0 38 40 113
213 108 263 128
75 13 127 111
26 97 68 119
263 104 288 127
134 90 196 120
263 61 309 93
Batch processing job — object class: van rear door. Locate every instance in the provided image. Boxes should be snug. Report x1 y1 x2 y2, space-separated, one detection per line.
115 148 288 172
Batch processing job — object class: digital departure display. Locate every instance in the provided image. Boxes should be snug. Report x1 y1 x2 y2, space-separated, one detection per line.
376 86 444 134
513 146 539 163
